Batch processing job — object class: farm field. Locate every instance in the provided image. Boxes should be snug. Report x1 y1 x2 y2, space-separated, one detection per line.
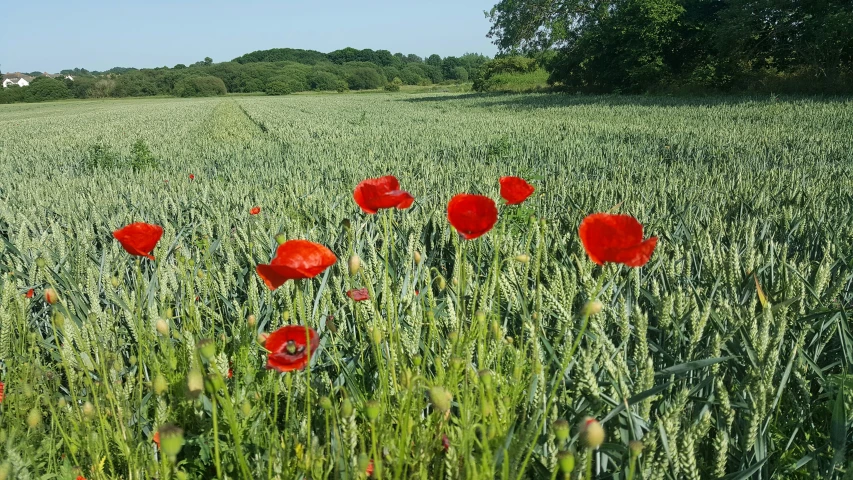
0 93 852 479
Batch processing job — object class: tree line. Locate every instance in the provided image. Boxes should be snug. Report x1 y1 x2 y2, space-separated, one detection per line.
486 0 853 93
1 48 490 103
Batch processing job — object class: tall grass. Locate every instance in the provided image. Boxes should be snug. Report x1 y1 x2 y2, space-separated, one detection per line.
0 93 851 479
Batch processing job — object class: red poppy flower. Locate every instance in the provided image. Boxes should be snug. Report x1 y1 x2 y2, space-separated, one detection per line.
499 176 535 205
0 381 4 403
189 174 195 180
113 222 164 260
25 288 34 298
447 194 498 240
227 369 233 379
442 434 450 452
347 288 370 301
256 240 337 290
265 325 320 372
578 213 658 267
366 459 374 477
250 206 261 215
353 176 415 214
153 431 160 449
76 476 86 480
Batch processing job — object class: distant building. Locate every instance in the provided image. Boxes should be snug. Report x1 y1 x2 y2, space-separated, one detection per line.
42 72 74 81
2 73 34 88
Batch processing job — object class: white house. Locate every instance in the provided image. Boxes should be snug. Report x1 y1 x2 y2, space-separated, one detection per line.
2 73 34 88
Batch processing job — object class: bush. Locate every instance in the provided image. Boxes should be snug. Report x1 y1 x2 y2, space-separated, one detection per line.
346 68 385 90
174 76 227 97
27 77 71 102
307 71 342 91
265 81 293 95
130 139 158 171
384 77 403 92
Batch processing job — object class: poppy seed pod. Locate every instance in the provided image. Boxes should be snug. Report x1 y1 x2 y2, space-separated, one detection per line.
197 339 215 361
365 400 381 422
580 417 605 449
348 254 361 276
319 396 332 411
155 319 169 336
552 419 570 442
247 314 256 328
429 386 452 413
341 398 354 417
158 424 185 460
557 451 575 474
274 233 287 245
44 288 58 305
187 369 204 399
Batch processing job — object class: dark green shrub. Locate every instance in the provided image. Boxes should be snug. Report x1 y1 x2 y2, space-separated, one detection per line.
174 76 227 97
266 81 293 95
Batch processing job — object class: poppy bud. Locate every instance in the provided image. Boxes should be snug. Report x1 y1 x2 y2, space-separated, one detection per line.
448 331 458 344
413 355 422 367
26 408 42 428
187 369 204 399
437 277 446 291
275 233 287 245
475 310 486 323
155 319 169 336
414 251 422 265
153 374 168 395
478 370 493 388
341 398 354 417
370 327 383 345
326 315 337 333
282 310 290 322
247 314 256 328
429 386 452 413
82 401 95 419
452 277 458 286
111 276 120 288
557 451 575 474
357 453 370 475
36 257 46 268
348 254 361 276
0 462 9 480
44 288 58 305
241 400 252 417
58 397 67 409
53 313 65 328
197 339 215 361
158 424 185 460
583 300 604 316
552 419 570 442
579 417 605 449
365 400 381 422
629 440 644 455
258 332 269 345
319 396 332 411
514 254 530 263
340 218 351 230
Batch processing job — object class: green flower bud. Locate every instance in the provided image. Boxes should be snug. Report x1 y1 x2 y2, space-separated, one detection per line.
26 408 42 428
580 417 605 449
557 451 575 474
155 319 169 336
583 300 604 317
153 374 169 395
514 254 530 263
319 396 332 411
275 233 287 245
36 257 46 268
82 401 95 419
241 400 252 417
187 369 204 399
247 314 257 328
629 440 644 456
552 419 570 442
341 398 354 417
348 255 361 276
429 386 452 413
365 400 381 422
197 338 215 361
158 424 185 460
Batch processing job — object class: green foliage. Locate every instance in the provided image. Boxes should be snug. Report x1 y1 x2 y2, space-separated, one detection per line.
265 81 292 96
130 139 158 171
346 67 385 90
487 0 853 93
474 57 546 92
384 77 403 92
174 76 227 97
25 77 72 102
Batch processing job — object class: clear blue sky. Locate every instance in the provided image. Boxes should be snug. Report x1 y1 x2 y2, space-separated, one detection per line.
3 0 499 73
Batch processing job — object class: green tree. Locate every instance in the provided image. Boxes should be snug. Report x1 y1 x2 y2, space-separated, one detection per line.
174 76 226 97
27 77 72 102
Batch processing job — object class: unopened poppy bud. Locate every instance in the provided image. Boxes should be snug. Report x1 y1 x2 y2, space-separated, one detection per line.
241 400 252 417
429 386 452 413
370 327 383 345
475 310 486 323
153 374 168 395
197 338 215 361
552 419 570 442
36 257 46 268
26 408 42 428
492 320 501 339
187 369 204 399
275 233 287 245
58 397 67 409
341 398 354 417
583 300 604 316
319 396 332 411
155 319 169 336
448 331 458 344
348 255 361 276
414 251 422 264
81 401 94 419
413 355 422 367
452 277 458 286
247 314 256 328
44 288 58 305
111 276 120 288
580 417 605 449
557 451 575 474
514 254 530 263
437 276 447 290
478 370 493 387
53 312 65 328
629 440 644 455
175 471 188 480
357 453 370 475
158 424 185 460
340 218 351 230
365 400 381 422
258 332 269 345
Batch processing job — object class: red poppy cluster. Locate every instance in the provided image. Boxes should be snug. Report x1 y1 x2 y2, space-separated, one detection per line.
0 381 4 403
105 174 657 375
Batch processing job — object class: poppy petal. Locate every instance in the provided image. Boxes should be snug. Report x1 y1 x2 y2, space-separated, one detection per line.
256 264 290 290
579 213 656 267
265 325 320 373
347 288 370 301
353 176 414 214
499 176 535 205
113 223 164 260
447 194 498 240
